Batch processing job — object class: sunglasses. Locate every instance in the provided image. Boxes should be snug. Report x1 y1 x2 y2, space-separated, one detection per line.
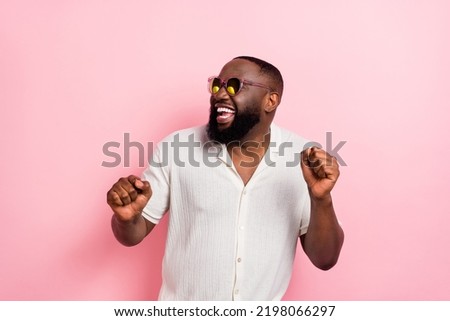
207 76 273 96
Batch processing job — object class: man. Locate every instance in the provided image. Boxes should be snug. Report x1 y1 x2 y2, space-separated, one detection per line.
107 56 344 300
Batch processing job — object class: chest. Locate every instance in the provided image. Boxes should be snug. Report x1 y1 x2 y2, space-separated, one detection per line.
232 158 259 186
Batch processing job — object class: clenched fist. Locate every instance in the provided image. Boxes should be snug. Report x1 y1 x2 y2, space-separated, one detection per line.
107 175 152 222
301 147 340 200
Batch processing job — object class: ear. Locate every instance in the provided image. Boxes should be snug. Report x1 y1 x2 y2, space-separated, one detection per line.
264 92 280 113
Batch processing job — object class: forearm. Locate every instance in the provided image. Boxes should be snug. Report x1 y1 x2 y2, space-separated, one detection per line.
111 213 150 247
302 194 344 270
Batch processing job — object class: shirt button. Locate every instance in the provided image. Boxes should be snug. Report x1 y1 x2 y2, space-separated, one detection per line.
237 258 242 263
243 190 247 195
235 289 239 295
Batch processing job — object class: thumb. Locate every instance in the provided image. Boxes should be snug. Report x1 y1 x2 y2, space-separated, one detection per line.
133 178 152 212
138 180 152 199
133 180 152 207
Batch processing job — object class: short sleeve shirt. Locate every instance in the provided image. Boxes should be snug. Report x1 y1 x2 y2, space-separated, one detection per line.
141 124 311 300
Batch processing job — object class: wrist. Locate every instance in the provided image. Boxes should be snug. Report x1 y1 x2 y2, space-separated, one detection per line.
310 193 333 206
113 212 141 226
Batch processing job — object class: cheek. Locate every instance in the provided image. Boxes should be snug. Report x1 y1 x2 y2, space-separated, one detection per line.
233 94 256 110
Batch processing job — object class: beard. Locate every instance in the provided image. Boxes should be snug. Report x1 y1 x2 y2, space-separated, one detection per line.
207 103 261 144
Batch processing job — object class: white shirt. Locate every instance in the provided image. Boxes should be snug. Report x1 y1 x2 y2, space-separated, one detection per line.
142 124 311 300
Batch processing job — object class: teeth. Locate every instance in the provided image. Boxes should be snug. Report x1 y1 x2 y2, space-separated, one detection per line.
217 107 235 113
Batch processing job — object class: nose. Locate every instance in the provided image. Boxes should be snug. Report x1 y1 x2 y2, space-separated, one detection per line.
213 83 231 99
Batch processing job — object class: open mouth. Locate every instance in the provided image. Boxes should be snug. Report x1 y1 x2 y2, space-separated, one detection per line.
215 104 236 124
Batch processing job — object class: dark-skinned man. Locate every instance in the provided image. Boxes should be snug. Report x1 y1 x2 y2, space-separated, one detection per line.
107 56 344 300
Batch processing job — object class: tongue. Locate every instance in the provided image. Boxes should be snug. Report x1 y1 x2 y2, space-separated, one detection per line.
217 112 235 124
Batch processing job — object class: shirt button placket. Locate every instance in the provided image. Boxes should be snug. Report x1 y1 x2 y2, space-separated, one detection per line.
233 187 247 300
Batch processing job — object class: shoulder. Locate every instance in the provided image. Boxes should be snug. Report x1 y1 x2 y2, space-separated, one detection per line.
149 125 208 166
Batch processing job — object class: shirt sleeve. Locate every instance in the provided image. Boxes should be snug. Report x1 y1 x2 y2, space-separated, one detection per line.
141 141 170 224
299 191 311 236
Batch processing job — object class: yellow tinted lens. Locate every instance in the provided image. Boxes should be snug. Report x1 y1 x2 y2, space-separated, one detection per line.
210 78 222 94
226 86 235 95
226 78 240 96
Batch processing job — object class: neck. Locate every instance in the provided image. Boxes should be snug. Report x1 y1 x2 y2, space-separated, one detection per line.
227 125 271 160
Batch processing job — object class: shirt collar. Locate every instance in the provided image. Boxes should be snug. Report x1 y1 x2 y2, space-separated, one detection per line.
212 123 281 167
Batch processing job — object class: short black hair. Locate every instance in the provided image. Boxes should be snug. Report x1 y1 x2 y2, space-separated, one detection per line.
233 56 284 97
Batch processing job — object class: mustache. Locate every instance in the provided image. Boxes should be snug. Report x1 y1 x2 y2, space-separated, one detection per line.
210 97 237 111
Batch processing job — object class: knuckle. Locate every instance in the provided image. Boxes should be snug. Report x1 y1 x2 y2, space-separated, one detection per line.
310 149 319 158
107 190 119 203
108 194 122 206
120 192 130 199
143 181 151 190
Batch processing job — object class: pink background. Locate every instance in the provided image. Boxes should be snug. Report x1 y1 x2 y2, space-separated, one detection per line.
1 0 449 300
